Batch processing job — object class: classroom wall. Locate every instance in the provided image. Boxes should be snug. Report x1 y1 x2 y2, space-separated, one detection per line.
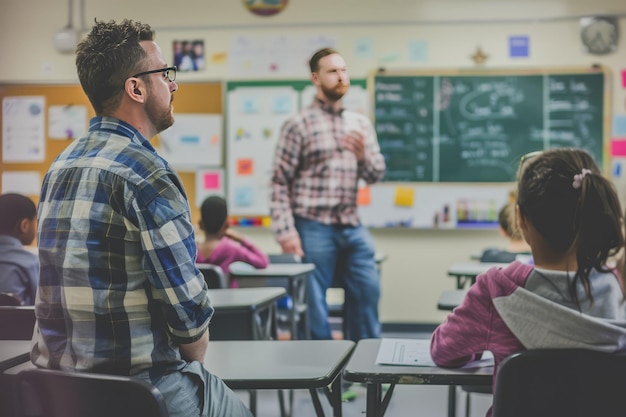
2 0 626 324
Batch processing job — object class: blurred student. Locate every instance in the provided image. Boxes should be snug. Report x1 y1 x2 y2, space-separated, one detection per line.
0 193 39 305
479 201 531 263
431 148 626 417
197 196 269 287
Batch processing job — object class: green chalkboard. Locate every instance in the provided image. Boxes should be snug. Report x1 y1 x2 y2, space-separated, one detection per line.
373 70 607 182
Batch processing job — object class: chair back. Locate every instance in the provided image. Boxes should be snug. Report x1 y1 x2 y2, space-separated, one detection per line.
0 306 36 340
492 348 626 417
0 292 24 306
15 368 169 417
197 263 228 289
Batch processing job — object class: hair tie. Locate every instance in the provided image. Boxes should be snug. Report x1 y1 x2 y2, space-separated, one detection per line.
572 168 592 189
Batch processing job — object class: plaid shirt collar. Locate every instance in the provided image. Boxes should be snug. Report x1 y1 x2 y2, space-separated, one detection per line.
312 97 345 116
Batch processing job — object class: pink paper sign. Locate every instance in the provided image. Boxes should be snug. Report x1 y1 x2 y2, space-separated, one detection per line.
611 139 626 157
203 173 220 190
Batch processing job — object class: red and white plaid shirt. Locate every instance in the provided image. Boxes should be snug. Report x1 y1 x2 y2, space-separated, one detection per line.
270 98 385 242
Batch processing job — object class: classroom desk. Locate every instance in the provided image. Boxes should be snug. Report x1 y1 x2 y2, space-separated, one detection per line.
0 340 30 372
447 262 509 289
1 340 355 417
205 339 354 417
208 287 285 341
229 262 315 340
437 289 468 311
0 341 31 417
343 339 492 417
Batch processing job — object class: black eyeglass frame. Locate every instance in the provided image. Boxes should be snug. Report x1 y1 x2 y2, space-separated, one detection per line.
131 66 177 82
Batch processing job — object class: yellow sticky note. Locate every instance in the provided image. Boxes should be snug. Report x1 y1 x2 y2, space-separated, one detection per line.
394 187 415 207
210 51 227 64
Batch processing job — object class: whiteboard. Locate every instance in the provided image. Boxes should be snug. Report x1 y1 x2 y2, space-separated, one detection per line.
226 86 300 216
157 113 223 171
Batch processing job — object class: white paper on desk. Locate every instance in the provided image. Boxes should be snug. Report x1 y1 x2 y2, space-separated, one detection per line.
375 338 494 368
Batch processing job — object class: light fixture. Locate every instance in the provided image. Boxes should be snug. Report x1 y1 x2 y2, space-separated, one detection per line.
54 0 77 54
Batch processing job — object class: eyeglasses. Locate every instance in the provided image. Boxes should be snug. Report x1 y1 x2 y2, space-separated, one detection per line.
131 66 177 82
517 150 543 180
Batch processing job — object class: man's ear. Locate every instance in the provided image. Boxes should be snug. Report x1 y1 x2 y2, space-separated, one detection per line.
18 218 29 235
123 78 145 103
311 72 320 86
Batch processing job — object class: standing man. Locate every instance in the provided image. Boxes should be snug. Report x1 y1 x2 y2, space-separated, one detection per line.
32 19 252 417
270 48 386 342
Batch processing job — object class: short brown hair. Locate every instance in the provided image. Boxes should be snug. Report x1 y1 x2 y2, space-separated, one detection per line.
309 47 339 73
76 19 154 115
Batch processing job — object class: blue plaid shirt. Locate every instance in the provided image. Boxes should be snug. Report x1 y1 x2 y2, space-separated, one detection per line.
32 117 213 377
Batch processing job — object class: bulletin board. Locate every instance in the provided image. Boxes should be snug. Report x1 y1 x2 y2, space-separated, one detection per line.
0 82 222 224
225 79 368 218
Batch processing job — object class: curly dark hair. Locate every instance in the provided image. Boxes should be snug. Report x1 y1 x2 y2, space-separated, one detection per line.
76 19 154 115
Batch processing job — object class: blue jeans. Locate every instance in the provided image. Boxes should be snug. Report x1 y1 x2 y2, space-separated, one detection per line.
295 217 381 341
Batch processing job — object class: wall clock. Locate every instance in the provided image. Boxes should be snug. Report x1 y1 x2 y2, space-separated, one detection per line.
580 16 619 55
243 0 289 17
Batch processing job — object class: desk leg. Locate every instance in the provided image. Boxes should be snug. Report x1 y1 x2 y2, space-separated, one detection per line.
447 386 457 417
288 280 298 340
309 388 325 417
252 304 277 341
330 374 342 417
277 389 291 417
300 276 311 339
249 390 257 416
366 384 381 417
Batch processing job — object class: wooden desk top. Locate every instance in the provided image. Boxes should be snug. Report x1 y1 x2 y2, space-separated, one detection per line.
343 339 492 386
229 262 315 277
447 262 509 277
204 340 355 390
208 287 286 310
0 340 31 372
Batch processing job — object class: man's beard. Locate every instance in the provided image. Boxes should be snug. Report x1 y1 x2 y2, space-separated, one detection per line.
145 96 175 134
321 83 348 102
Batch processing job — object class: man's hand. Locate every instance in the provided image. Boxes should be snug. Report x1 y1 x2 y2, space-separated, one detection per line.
280 236 304 257
341 130 366 161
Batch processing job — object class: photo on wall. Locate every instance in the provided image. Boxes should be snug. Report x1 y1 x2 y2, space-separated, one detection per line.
173 40 205 72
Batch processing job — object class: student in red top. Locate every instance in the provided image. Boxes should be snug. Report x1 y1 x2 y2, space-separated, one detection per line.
197 196 269 287
431 148 626 417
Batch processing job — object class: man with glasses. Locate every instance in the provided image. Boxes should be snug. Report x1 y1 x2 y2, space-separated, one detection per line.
32 19 252 417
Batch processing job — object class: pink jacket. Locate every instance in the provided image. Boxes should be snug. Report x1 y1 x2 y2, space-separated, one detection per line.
431 261 626 417
196 238 269 288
